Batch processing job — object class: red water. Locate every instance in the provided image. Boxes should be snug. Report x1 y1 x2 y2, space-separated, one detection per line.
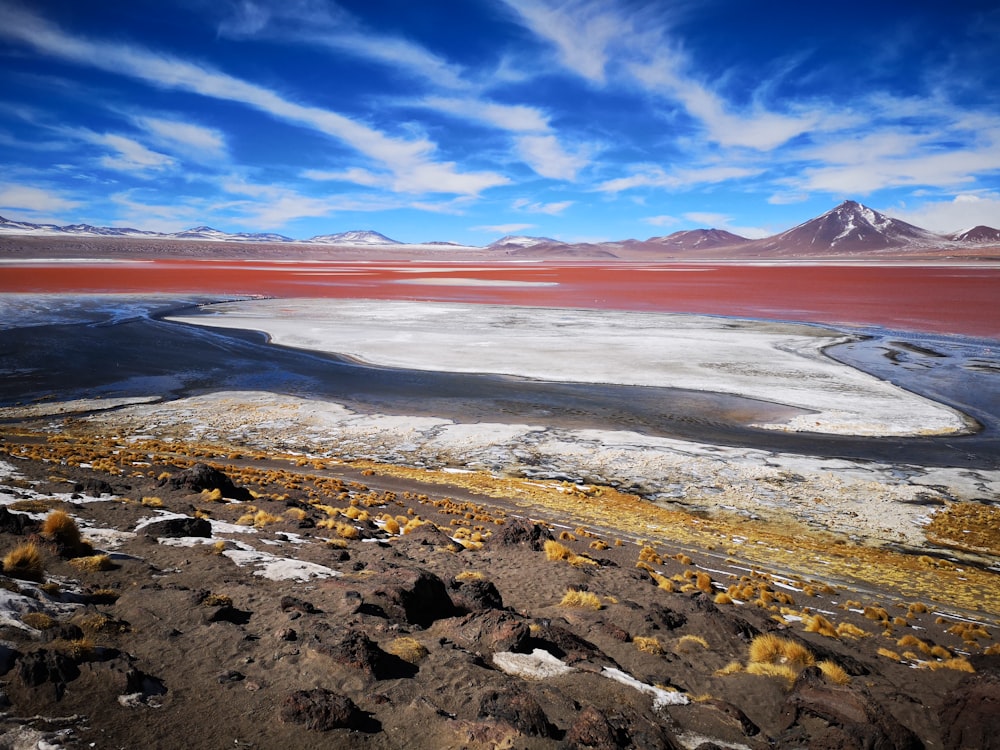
3 260 998 338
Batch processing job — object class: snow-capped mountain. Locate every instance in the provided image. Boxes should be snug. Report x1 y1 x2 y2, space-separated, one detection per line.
0 216 158 238
647 228 750 250
755 200 941 254
487 235 566 249
949 225 1000 243
308 230 400 245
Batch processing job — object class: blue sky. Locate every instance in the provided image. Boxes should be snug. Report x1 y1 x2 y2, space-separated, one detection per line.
1 0 998 244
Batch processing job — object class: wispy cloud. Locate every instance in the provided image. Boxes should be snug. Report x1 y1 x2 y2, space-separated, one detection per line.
596 164 761 194
512 198 573 214
516 135 588 180
91 133 175 173
642 214 679 227
473 223 535 234
414 96 550 133
217 0 469 90
0 183 80 214
0 4 506 196
883 192 1000 233
133 115 228 161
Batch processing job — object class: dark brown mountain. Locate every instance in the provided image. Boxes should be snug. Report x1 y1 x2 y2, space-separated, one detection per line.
949 225 1000 243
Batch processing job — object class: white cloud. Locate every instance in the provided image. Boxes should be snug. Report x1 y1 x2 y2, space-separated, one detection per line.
881 193 1000 233
0 183 80 213
134 116 227 160
94 133 175 173
473 223 535 234
0 4 506 196
218 1 468 90
501 0 629 83
301 167 387 188
512 197 573 214
415 96 549 133
596 164 760 194
642 214 679 227
516 135 588 180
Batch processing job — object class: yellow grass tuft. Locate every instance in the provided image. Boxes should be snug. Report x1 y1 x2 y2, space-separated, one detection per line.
877 647 902 661
638 546 663 564
140 496 163 508
21 611 55 630
926 657 975 673
634 636 664 655
715 661 744 676
818 660 851 684
544 540 597 567
835 622 869 639
42 510 83 549
201 488 224 502
381 517 401 535
455 570 484 582
3 542 44 582
749 634 814 669
69 554 115 572
803 614 838 638
677 634 710 652
714 592 733 606
386 636 428 664
237 509 283 528
559 589 602 610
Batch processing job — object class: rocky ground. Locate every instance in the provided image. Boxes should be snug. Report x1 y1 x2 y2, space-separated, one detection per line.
0 431 998 749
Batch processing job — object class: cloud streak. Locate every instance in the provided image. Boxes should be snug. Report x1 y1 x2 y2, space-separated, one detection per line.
0 3 506 196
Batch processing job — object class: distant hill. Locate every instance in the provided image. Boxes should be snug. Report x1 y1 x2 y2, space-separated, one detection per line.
2 202 999 258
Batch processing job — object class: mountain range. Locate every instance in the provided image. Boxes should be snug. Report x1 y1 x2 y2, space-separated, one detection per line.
1 201 999 257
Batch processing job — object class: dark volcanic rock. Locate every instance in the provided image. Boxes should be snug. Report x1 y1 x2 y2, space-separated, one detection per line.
489 518 553 551
938 670 1000 750
141 516 212 538
478 686 557 738
777 668 923 750
16 649 80 698
160 463 252 501
75 478 114 496
364 566 456 627
314 629 416 680
280 688 366 731
0 506 40 535
435 609 532 654
450 577 504 613
531 622 613 667
565 705 630 749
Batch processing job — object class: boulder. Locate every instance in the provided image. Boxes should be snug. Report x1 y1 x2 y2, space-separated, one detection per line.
141 516 212 538
777 668 923 750
363 566 456 627
938 670 1000 750
159 463 252 501
489 519 553 551
280 688 365 732
450 578 504 613
478 686 557 738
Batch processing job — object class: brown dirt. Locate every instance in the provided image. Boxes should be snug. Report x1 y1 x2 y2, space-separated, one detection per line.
1 430 997 749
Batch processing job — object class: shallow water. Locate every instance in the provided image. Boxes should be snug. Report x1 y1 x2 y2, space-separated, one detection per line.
1 294 998 469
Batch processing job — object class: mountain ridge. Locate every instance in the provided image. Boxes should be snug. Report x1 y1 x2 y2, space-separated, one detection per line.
1 201 998 256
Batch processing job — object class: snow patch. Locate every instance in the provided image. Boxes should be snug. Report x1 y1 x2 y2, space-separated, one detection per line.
492 649 576 680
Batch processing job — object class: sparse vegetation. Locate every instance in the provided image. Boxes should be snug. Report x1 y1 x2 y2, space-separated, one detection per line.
386 636 428 664
559 589 602 610
3 542 44 582
634 636 664 655
69 553 115 572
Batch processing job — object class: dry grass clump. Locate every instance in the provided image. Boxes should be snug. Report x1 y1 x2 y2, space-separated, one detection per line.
140 496 164 508
201 593 233 607
803 614 838 638
745 662 800 686
677 634 710 652
69 554 115 572
925 501 1000 555
835 622 869 639
3 542 44 582
42 510 84 550
455 570 484 582
634 636 664 655
544 540 597 567
714 592 733 605
386 636 428 664
638 546 663 564
381 516 401 535
877 647 902 661
559 589 603 610
925 657 975 673
817 660 851 684
715 661 744 676
21 611 55 630
236 508 283 528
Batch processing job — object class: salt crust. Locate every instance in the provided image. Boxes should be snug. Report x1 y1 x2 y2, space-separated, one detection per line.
601 667 691 708
167 299 967 437
492 649 576 679
77 390 1000 547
